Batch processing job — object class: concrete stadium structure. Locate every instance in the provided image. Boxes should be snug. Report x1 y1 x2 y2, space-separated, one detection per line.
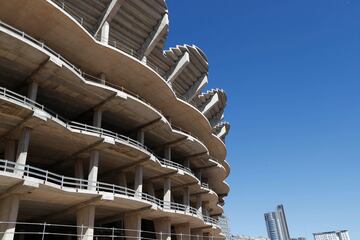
0 0 230 239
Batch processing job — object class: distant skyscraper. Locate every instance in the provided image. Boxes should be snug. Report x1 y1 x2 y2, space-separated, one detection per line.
264 205 291 240
313 230 350 240
277 205 291 240
265 212 282 240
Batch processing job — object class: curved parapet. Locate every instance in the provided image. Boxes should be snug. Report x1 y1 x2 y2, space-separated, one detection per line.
160 44 209 101
192 89 227 127
213 122 231 142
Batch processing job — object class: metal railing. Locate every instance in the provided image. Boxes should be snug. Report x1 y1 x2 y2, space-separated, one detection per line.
0 20 205 150
0 87 199 185
0 221 224 239
0 159 219 226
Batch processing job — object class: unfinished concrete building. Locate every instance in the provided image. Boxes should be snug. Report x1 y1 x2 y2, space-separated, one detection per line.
0 0 231 239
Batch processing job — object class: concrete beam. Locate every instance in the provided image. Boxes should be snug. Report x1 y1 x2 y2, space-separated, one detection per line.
201 93 219 116
146 170 177 181
73 93 119 121
167 52 190 84
0 180 39 201
191 191 210 197
191 164 218 171
153 137 188 151
171 182 198 190
39 196 103 221
99 157 149 178
0 113 33 140
126 117 162 134
51 139 104 169
183 74 208 102
94 0 125 36
184 152 208 161
139 13 169 60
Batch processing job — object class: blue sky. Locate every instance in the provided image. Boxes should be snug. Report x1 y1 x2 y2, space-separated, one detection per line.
167 1 360 239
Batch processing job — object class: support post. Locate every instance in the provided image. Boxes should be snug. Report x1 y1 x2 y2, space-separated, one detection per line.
164 146 171 160
196 195 202 215
124 213 141 240
137 130 145 145
118 171 127 188
154 217 171 240
0 195 20 240
27 82 38 101
174 223 190 240
134 165 143 198
76 206 95 240
15 128 31 174
163 177 171 209
100 21 110 44
87 151 99 190
147 182 155 196
183 187 190 210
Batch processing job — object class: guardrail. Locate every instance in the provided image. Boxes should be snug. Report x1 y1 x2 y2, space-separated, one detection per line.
0 221 223 239
0 159 219 227
0 87 201 185
0 20 206 151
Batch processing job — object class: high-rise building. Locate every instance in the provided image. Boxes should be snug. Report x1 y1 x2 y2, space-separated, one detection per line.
277 205 291 240
0 1 231 239
264 205 291 240
313 230 350 240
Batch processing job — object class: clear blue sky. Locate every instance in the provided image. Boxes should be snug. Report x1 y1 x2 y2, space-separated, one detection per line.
167 1 360 239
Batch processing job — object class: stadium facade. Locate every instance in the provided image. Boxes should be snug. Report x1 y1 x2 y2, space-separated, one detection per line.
0 0 230 239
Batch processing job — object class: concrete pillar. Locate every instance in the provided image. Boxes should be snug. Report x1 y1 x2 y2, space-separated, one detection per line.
4 140 16 161
124 213 141 240
174 223 190 240
196 170 202 182
183 159 190 168
164 146 171 160
76 206 95 240
191 229 203 240
147 182 155 196
163 177 171 209
134 165 143 197
100 21 110 44
0 195 20 240
87 150 99 190
154 217 171 240
15 128 31 174
183 187 190 207
196 195 202 215
93 110 102 128
203 202 209 216
99 73 106 84
27 82 38 101
118 171 127 188
203 232 212 240
137 130 145 145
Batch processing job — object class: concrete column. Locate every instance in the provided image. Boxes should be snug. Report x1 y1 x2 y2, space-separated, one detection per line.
174 223 190 240
147 182 155 196
4 140 16 161
183 159 190 168
76 206 95 240
196 195 202 215
202 202 209 216
191 229 203 240
99 72 106 84
27 82 38 101
134 165 143 197
183 187 190 208
163 177 171 209
15 128 31 174
203 232 212 240
124 213 141 240
87 150 99 190
137 130 145 145
154 217 171 240
93 110 102 128
164 146 171 160
0 195 20 240
196 170 202 182
118 171 127 188
100 21 110 44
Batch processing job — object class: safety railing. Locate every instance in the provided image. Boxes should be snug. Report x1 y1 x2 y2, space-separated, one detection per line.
0 221 224 239
201 182 209 189
0 20 206 151
0 159 219 227
158 158 194 176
